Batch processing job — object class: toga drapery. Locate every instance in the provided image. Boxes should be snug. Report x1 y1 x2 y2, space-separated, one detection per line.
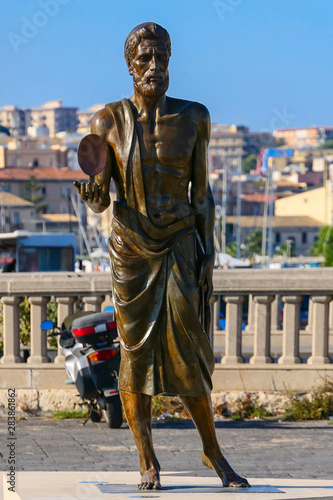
106 98 215 396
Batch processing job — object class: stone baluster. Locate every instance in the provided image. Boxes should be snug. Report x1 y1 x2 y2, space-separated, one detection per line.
27 296 51 364
271 294 282 332
54 296 77 364
307 295 332 365
329 300 333 335
278 295 302 364
0 296 23 364
245 294 254 334
221 295 245 364
214 294 222 331
249 295 274 365
83 295 105 312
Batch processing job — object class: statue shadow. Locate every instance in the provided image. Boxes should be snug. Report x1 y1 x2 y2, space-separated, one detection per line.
151 419 330 431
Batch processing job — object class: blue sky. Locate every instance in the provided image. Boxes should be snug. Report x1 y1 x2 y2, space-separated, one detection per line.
1 0 332 131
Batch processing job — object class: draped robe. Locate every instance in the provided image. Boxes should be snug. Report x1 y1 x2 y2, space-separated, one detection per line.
106 98 215 396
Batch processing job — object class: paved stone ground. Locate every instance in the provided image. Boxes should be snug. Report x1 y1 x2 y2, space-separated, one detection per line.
0 417 332 480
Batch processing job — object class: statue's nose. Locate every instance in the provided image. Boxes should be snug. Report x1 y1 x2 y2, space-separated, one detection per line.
149 55 158 69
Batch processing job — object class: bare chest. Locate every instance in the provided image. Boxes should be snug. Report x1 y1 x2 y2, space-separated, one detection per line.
135 117 197 169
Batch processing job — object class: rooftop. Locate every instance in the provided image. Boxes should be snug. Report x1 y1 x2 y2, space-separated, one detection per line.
0 166 88 181
0 191 34 207
227 215 322 228
41 214 78 222
240 194 278 203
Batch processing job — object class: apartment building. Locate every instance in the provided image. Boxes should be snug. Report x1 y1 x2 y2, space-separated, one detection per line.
0 106 26 136
209 124 274 171
25 100 78 136
77 104 104 135
274 127 333 148
209 124 245 170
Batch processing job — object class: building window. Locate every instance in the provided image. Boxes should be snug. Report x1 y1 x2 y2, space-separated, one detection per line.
13 212 20 225
275 232 281 244
302 232 307 244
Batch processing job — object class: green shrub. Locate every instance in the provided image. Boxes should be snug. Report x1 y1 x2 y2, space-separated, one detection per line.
51 411 88 420
229 393 272 421
285 380 333 420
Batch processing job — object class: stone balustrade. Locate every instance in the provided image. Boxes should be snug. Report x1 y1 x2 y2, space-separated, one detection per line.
1 269 333 392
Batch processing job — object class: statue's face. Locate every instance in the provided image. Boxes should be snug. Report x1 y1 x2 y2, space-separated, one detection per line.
129 38 170 97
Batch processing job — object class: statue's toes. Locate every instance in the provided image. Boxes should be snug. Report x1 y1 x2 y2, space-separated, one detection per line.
138 481 153 490
224 473 250 488
152 480 162 490
138 469 162 490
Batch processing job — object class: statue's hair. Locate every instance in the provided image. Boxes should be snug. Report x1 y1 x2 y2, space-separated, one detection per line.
124 22 171 67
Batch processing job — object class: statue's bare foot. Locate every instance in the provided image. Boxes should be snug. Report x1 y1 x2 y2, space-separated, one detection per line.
201 453 250 488
138 467 162 490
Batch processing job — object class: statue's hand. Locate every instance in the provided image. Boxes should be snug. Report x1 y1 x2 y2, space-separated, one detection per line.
73 181 110 213
198 254 214 302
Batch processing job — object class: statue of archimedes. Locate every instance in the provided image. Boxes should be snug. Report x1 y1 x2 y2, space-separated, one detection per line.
74 21 250 490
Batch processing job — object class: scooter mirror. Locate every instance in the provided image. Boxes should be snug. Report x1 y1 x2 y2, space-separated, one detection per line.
78 134 108 177
41 320 54 330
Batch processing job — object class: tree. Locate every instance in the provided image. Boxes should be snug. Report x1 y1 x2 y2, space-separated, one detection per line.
309 225 333 266
226 230 263 259
226 242 237 257
274 138 286 147
318 140 333 150
275 242 296 258
242 154 257 174
23 173 48 214
244 230 263 258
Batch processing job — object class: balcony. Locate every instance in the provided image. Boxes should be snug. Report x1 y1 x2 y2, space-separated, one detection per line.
0 269 333 392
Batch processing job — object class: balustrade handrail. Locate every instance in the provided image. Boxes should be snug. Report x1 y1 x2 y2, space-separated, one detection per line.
1 268 333 296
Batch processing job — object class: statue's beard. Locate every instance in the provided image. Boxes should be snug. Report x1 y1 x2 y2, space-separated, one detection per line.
133 69 169 97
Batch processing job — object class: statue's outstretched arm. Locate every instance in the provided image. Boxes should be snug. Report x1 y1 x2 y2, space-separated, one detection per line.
74 108 114 214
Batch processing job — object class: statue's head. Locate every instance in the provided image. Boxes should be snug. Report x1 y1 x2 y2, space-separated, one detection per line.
124 22 171 97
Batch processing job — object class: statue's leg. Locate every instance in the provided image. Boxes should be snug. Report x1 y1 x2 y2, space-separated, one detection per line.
180 394 250 488
120 389 161 490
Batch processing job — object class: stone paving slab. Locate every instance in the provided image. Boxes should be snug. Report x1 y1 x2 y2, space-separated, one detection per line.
1 418 332 480
3 472 333 500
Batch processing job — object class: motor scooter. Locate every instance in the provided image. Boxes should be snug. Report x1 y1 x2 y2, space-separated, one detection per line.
41 309 122 428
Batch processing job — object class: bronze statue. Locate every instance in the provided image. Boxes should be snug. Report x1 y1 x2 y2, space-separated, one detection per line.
74 22 249 490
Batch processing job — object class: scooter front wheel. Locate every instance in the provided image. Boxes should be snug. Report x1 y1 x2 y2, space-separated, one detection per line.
102 395 122 428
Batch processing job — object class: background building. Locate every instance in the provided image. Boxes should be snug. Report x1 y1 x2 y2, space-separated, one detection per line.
0 106 25 136
227 215 321 256
25 100 78 137
0 166 88 214
274 127 333 148
0 192 36 232
77 104 104 135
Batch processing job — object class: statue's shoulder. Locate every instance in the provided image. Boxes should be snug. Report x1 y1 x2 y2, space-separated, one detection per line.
91 101 124 136
166 96 210 122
